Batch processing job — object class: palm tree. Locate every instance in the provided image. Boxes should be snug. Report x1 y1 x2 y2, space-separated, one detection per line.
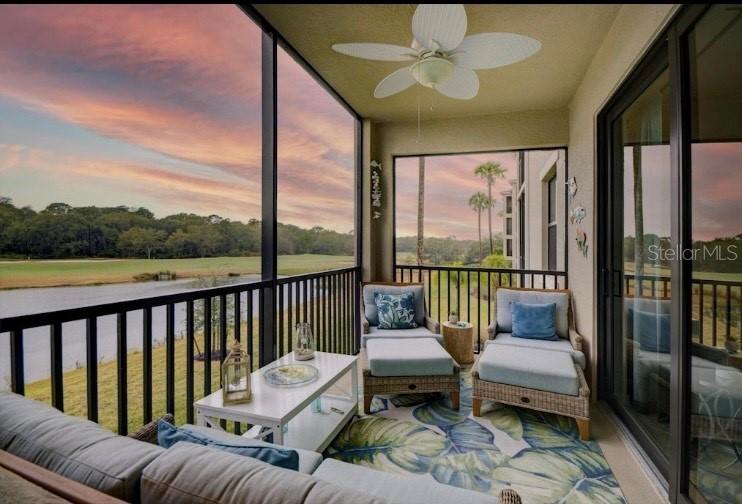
632 145 645 279
468 192 490 264
416 157 425 265
474 161 506 254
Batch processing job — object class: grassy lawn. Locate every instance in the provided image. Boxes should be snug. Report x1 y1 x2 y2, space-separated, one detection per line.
0 254 354 289
26 332 226 434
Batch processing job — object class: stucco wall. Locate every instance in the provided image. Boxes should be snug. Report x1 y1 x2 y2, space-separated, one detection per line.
365 109 569 281
567 4 678 395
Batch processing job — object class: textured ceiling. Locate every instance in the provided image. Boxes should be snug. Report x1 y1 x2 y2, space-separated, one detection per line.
254 4 621 122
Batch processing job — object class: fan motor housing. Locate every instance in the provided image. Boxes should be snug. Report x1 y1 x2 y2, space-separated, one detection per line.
410 56 454 88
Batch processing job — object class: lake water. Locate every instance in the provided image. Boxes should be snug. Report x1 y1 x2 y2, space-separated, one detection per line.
0 276 317 386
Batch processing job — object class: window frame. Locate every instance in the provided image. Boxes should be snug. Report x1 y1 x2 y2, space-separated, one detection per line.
391 147 568 275
242 6 364 364
546 175 557 270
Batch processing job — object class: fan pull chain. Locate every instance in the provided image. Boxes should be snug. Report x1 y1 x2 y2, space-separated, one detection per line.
416 92 422 144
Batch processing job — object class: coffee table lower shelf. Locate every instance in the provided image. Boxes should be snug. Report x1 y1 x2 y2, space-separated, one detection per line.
281 396 356 452
203 396 356 453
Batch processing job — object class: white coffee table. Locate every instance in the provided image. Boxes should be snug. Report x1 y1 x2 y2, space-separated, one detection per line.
194 351 358 453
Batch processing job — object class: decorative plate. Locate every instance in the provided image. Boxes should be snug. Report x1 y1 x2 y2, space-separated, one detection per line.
263 363 319 387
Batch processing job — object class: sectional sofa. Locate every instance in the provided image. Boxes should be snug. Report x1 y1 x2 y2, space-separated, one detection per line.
0 392 504 504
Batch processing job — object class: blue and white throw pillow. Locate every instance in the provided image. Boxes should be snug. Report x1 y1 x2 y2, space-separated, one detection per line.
374 292 418 329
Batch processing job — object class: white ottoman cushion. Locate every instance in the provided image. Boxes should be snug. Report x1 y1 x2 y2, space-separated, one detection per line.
367 338 453 377
478 344 579 396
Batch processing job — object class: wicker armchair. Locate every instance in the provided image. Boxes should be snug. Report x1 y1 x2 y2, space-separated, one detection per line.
360 282 459 413
473 287 591 440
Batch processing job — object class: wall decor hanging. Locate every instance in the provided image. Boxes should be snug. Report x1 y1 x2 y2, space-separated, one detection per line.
567 176 578 201
569 206 586 225
567 176 588 258
370 160 382 220
575 227 588 257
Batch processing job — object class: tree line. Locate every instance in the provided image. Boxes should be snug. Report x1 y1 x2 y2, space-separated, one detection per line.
396 235 506 266
0 198 353 259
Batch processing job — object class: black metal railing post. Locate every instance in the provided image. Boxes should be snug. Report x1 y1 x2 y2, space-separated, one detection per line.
10 329 24 395
166 303 176 415
50 322 63 411
116 312 127 435
204 298 212 395
86 317 98 422
186 300 195 424
142 306 153 424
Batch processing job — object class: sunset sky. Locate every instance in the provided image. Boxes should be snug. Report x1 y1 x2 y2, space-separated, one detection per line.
0 4 355 232
395 152 518 241
0 5 737 243
621 143 741 242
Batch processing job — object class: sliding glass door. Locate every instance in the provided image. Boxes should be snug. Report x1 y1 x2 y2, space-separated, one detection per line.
600 5 741 502
608 67 673 470
686 5 742 503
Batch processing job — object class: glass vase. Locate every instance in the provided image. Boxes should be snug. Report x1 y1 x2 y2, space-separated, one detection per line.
293 322 316 360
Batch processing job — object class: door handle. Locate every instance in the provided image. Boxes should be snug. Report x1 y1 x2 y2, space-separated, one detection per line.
613 270 622 297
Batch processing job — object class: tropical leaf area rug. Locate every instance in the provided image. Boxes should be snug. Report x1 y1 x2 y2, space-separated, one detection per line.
325 372 626 504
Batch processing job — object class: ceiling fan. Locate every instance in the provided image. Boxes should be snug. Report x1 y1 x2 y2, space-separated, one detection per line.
332 4 541 100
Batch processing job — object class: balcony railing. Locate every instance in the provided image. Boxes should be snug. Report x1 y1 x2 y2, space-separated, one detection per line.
625 273 741 347
395 264 568 353
0 266 360 435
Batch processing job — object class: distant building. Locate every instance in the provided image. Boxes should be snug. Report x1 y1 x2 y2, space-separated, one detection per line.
501 186 514 262
502 150 565 272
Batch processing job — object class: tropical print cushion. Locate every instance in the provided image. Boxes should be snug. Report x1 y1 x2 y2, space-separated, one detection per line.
374 292 418 329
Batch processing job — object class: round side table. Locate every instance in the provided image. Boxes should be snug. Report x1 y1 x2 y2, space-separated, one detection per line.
441 321 474 364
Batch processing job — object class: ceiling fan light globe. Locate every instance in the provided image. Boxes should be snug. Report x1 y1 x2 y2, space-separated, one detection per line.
410 57 454 88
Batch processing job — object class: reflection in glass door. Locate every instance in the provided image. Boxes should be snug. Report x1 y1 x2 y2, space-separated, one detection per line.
686 5 742 502
601 5 742 501
609 68 673 468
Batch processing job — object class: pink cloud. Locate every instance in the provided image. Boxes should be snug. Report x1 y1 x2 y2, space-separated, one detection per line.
691 142 742 241
0 4 356 231
396 152 518 240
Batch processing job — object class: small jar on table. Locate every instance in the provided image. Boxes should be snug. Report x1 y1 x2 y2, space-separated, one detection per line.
441 321 474 365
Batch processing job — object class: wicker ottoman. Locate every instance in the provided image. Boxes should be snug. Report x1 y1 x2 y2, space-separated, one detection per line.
363 338 460 414
472 344 590 440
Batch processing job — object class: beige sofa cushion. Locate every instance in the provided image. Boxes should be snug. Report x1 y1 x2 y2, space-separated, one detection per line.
141 442 387 504
0 392 163 502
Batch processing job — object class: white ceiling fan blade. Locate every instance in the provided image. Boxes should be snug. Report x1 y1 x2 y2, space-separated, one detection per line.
412 4 467 52
374 67 416 98
435 66 479 100
332 43 417 62
451 33 541 70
